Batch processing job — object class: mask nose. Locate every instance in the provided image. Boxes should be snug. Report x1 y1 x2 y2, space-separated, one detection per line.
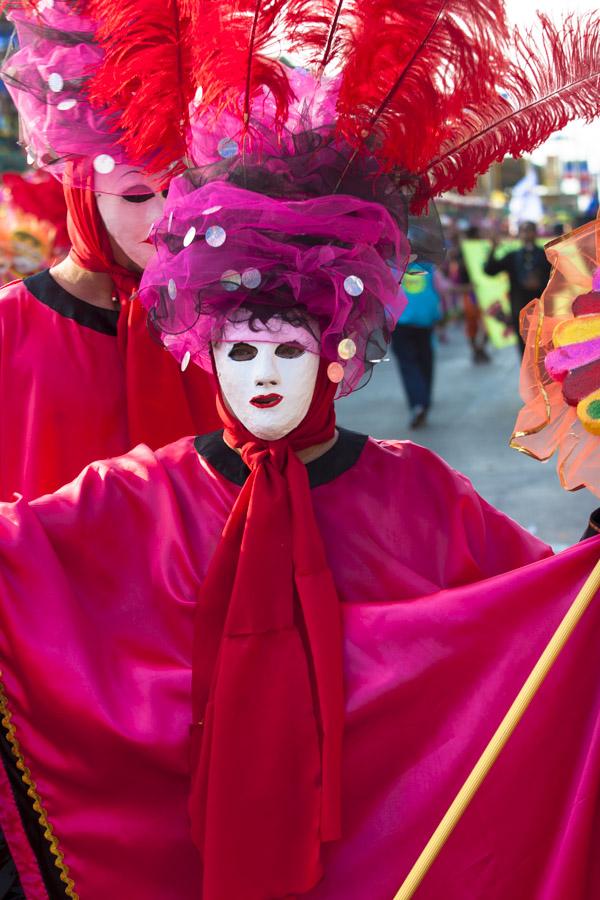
254 346 280 387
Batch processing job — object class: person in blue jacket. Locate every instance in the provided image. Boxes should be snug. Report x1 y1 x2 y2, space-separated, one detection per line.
391 261 442 428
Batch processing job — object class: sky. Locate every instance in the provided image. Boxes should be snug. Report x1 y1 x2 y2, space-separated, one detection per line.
505 0 596 21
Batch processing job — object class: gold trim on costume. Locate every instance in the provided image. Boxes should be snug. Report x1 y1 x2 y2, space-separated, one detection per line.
0 675 78 899
508 439 555 461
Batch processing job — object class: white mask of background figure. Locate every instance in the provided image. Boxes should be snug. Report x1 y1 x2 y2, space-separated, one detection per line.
94 164 168 271
212 316 321 441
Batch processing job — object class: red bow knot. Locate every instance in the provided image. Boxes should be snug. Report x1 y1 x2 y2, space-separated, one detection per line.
189 362 344 899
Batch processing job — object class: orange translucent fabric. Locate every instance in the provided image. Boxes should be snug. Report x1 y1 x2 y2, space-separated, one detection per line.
512 216 600 496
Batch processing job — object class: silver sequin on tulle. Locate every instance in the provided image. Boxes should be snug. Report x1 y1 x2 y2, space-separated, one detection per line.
181 351 191 372
202 205 222 216
338 338 357 360
57 98 77 111
93 154 115 175
205 225 226 247
167 279 177 300
183 226 196 247
241 268 261 289
221 270 242 291
218 138 239 159
343 275 364 297
26 152 35 165
167 211 174 232
48 72 63 93
193 86 204 106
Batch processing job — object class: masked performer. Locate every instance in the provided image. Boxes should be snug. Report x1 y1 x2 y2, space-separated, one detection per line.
0 1 220 501
0 2 599 899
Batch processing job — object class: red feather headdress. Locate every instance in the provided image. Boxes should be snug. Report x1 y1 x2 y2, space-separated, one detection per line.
5 0 599 205
80 0 600 211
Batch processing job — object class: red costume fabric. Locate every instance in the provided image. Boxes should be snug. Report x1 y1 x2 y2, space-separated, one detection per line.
1 435 600 900
0 172 219 501
0 276 127 501
191 365 343 898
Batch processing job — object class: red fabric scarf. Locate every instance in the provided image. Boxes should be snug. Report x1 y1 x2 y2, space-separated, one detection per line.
190 361 345 899
63 161 219 448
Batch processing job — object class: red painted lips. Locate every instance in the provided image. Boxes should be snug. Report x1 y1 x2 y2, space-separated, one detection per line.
250 393 283 409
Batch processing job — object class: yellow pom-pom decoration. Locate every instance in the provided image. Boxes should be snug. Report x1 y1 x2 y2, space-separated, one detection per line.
552 316 600 348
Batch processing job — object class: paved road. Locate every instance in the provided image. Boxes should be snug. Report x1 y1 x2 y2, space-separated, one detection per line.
336 324 595 549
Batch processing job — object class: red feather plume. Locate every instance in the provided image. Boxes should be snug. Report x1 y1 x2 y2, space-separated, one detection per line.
85 0 196 173
334 0 513 176
279 0 371 72
415 13 600 209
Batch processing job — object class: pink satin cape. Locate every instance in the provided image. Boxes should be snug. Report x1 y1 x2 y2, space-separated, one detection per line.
0 435 599 898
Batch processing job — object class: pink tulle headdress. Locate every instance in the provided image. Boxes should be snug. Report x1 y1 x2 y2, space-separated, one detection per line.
0 0 193 188
0 1 132 186
140 168 410 396
140 68 418 396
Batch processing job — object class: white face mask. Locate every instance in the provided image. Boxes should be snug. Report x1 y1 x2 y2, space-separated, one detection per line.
94 164 167 271
212 317 320 441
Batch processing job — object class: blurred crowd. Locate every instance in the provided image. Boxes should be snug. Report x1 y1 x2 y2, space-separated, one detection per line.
391 214 596 430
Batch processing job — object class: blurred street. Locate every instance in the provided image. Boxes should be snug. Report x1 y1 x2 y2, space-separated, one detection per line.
337 323 595 550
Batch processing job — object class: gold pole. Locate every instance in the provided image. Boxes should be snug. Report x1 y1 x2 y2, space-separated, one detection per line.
393 555 600 900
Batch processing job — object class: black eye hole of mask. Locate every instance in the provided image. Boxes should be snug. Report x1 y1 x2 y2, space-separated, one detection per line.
226 341 306 362
228 342 258 361
275 342 305 359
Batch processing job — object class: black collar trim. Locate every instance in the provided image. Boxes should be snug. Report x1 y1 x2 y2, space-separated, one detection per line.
195 427 368 487
24 269 120 336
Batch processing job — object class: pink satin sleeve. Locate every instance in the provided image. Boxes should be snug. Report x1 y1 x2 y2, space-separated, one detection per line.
312 438 551 603
0 438 227 898
0 279 129 501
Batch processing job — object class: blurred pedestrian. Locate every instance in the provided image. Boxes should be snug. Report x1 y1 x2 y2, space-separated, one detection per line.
446 226 491 364
391 261 441 428
484 221 551 354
